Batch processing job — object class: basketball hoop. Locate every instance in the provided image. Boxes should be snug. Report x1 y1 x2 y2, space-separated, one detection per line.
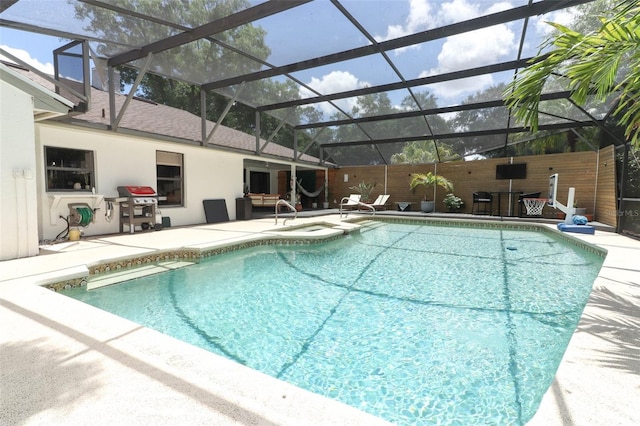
523 198 547 216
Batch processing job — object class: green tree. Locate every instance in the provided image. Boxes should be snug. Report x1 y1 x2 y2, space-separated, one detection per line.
326 90 459 165
448 83 511 157
390 140 461 164
394 91 459 162
501 128 598 157
78 0 269 76
405 91 451 136
504 0 640 149
407 91 438 110
76 0 303 149
327 92 399 165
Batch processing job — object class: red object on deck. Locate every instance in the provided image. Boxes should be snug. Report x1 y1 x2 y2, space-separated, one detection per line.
118 186 156 196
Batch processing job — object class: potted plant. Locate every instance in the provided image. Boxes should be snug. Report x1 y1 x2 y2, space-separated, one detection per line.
573 201 587 215
443 193 464 212
349 181 376 203
409 172 453 213
294 192 303 211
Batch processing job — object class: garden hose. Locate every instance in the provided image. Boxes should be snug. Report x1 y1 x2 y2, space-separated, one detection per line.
105 201 114 222
74 206 93 227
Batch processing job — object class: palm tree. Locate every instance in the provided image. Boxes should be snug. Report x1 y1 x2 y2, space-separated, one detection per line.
410 172 453 213
504 0 639 149
390 140 462 164
410 172 453 200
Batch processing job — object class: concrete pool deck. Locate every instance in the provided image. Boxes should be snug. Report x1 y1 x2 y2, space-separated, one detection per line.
1 214 638 425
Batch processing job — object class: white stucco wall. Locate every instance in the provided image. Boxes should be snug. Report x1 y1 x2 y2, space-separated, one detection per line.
36 123 246 241
0 80 40 260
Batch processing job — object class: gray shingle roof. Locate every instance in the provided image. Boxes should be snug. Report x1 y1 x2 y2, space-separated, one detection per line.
5 62 318 163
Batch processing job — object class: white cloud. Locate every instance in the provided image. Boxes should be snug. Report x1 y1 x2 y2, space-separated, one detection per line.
375 0 435 54
405 0 434 33
438 0 512 23
485 2 513 15
300 70 370 117
374 0 514 58
374 0 518 99
416 0 516 100
425 74 494 100
419 24 515 99
0 45 54 74
534 9 577 36
438 0 479 22
376 0 435 41
435 25 515 73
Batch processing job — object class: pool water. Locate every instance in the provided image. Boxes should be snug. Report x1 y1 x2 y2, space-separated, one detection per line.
63 221 604 425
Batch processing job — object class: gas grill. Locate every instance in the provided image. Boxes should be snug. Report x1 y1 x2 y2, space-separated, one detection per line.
116 186 160 233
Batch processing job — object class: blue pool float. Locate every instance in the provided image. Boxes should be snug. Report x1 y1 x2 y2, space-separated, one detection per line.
557 223 595 235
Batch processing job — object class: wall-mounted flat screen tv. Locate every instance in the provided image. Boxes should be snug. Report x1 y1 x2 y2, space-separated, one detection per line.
496 163 527 179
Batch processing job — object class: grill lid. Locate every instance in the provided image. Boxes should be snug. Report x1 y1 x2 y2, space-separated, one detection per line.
117 186 157 197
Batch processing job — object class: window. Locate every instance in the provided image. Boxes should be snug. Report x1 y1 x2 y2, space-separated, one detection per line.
157 151 183 206
45 146 94 192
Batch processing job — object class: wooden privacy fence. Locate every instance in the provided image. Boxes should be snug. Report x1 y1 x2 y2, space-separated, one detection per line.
327 147 617 227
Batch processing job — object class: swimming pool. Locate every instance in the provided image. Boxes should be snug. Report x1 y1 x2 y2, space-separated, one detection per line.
63 220 604 425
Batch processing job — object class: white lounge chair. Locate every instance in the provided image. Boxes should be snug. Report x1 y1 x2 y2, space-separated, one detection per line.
370 194 390 210
341 194 361 210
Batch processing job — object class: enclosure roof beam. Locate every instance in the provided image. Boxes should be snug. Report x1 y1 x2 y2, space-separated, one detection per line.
108 0 311 67
260 57 540 112
295 91 573 130
0 47 88 102
203 0 592 91
113 54 153 131
320 121 596 148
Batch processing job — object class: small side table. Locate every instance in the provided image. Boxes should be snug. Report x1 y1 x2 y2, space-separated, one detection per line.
235 197 252 220
395 202 412 211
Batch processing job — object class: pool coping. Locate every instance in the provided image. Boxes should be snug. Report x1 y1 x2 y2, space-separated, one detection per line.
1 214 638 425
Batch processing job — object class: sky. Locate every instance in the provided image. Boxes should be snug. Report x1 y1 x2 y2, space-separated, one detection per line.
0 0 577 117
0 30 59 75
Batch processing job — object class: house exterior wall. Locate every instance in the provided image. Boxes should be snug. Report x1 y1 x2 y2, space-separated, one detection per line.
35 122 245 241
0 80 40 260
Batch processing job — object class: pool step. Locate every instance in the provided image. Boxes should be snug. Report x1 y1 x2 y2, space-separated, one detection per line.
351 220 386 232
87 260 194 290
332 222 362 233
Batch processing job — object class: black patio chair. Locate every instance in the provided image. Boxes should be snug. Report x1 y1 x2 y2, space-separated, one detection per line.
472 192 493 215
